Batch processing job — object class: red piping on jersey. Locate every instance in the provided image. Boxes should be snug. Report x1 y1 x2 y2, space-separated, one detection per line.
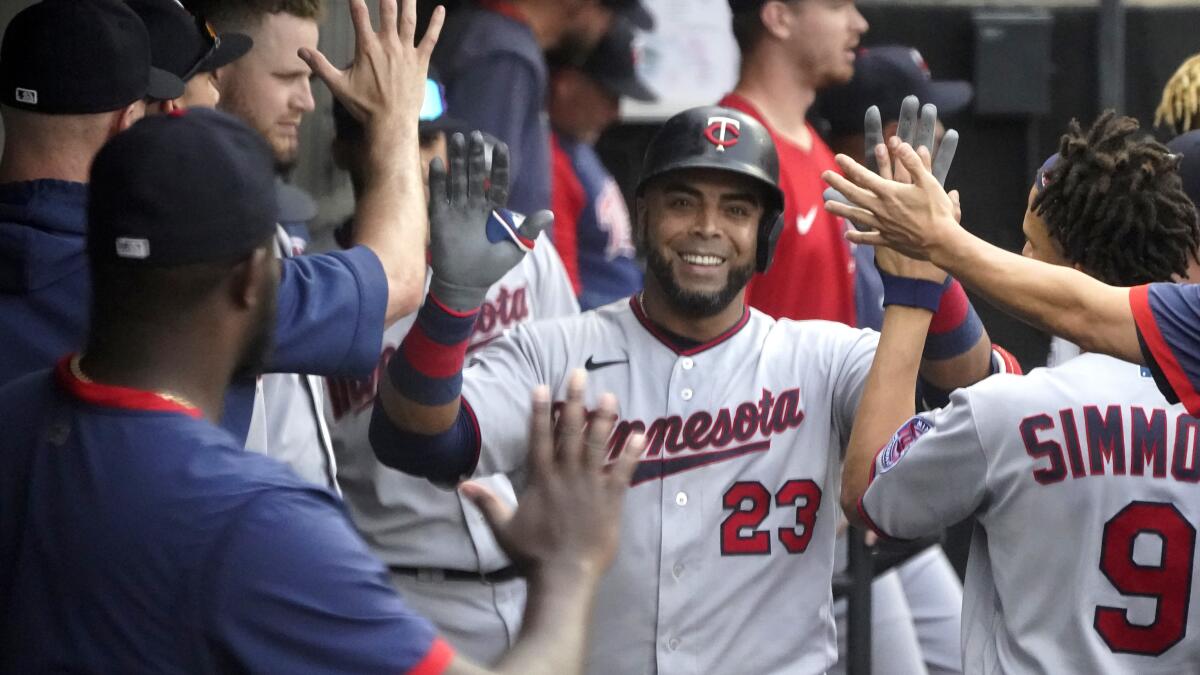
630 295 751 356
855 497 911 544
477 0 529 25
1130 285 1200 415
54 354 203 419
407 637 455 675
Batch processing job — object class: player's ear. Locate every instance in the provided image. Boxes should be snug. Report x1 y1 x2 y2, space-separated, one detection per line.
109 100 146 137
760 0 794 40
232 245 275 310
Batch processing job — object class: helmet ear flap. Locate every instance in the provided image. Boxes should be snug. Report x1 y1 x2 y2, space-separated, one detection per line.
756 211 784 272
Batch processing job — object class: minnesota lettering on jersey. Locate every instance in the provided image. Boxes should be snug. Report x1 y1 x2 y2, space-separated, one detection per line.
1022 405 1200 483
326 285 530 420
555 388 806 485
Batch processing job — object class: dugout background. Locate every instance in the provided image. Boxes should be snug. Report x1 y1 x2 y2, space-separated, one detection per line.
1 0 1198 371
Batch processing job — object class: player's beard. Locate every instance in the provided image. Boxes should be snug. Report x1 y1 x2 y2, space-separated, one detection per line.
646 247 754 318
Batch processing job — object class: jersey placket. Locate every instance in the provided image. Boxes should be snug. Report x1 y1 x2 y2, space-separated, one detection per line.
656 352 705 675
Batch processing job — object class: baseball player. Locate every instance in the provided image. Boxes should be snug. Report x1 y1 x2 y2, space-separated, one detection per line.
326 77 578 661
369 104 1000 674
0 105 646 675
129 0 251 112
548 16 654 310
842 112 1200 672
818 50 976 675
720 0 870 326
825 121 1200 419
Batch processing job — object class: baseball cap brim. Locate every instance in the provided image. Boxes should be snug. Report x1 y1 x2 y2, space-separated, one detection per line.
599 75 656 103
147 66 186 101
193 32 253 74
925 80 973 116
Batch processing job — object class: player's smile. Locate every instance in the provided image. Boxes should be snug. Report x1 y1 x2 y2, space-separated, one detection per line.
675 249 730 284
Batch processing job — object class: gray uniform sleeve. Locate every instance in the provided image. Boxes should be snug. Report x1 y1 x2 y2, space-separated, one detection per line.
829 328 882 453
858 388 989 540
461 323 558 476
531 234 580 319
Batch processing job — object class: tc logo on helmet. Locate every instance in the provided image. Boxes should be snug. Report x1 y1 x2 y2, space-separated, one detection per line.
704 116 740 152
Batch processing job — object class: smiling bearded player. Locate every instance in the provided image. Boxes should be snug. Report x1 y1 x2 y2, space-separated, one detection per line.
367 105 999 674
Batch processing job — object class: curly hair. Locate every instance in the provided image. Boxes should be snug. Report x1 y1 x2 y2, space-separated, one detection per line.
184 0 323 32
1033 111 1200 286
1155 53 1200 135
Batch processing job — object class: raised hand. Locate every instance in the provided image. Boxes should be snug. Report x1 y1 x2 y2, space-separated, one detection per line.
300 0 444 135
824 96 959 212
428 131 553 311
460 372 645 579
823 138 963 263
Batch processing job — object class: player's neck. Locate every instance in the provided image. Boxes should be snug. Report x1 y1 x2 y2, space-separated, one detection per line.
733 51 816 149
80 324 238 422
640 284 748 344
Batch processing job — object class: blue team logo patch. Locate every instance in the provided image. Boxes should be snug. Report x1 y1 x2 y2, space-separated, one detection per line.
877 417 932 474
486 208 535 252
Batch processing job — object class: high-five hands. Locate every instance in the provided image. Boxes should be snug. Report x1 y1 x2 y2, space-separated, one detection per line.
427 132 554 312
824 138 964 266
300 0 443 136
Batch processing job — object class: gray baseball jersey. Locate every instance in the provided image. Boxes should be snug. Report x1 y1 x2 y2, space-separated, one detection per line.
244 226 337 490
861 353 1200 673
460 297 878 674
325 234 578 662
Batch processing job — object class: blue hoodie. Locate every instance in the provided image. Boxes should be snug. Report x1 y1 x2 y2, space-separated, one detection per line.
0 180 388 444
0 181 90 385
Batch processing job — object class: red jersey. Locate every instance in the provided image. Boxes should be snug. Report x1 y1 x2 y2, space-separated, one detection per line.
719 93 856 325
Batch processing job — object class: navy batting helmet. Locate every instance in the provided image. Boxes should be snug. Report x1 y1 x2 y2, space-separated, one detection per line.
636 105 785 272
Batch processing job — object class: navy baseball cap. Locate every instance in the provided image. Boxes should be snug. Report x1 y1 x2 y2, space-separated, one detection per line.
1169 130 1200 209
88 108 277 266
583 16 655 102
128 0 252 81
0 0 184 113
817 46 974 138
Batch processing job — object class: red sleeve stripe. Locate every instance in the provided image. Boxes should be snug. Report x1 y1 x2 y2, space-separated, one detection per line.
1130 285 1200 414
406 637 455 675
929 279 969 334
401 325 471 379
856 497 912 543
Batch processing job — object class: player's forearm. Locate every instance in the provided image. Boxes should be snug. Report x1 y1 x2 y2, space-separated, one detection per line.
929 228 1142 363
842 306 931 521
353 119 428 323
918 331 991 392
374 292 478 436
491 562 604 675
378 377 461 434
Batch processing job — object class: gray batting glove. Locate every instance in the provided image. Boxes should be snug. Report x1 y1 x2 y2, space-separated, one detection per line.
825 96 960 212
428 131 553 312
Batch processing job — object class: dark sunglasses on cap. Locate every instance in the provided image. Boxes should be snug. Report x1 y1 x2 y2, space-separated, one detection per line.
180 13 220 81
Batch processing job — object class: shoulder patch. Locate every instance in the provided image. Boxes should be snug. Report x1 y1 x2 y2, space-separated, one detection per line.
877 416 932 474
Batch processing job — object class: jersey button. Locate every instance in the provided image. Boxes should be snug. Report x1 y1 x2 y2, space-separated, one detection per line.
668 638 681 651
672 563 684 578
681 388 693 401
681 357 694 370
675 491 688 506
